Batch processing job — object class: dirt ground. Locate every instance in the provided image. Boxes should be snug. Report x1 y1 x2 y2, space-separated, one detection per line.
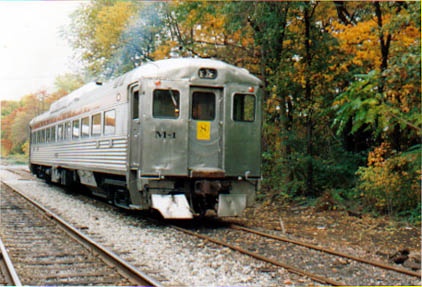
229 199 421 269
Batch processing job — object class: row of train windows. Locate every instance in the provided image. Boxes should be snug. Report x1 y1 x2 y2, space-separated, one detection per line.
32 109 116 145
148 90 256 122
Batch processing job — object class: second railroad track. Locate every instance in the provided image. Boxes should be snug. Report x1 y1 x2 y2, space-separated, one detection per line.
0 181 162 287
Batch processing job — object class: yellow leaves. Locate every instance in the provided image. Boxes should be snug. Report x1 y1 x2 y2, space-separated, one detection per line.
266 97 280 114
330 18 381 71
284 39 292 47
183 10 227 45
95 2 137 57
151 40 178 60
358 140 421 214
368 142 390 167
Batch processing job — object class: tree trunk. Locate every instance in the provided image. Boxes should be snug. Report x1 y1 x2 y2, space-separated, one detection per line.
374 2 391 95
304 3 314 196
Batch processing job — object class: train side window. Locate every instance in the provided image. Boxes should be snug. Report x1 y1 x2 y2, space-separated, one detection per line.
192 92 215 120
233 94 255 122
81 117 90 138
132 90 139 120
153 89 180 119
42 129 46 143
46 128 51 143
65 121 71 140
104 110 116 135
51 126 56 142
72 119 80 139
91 113 101 136
57 124 63 141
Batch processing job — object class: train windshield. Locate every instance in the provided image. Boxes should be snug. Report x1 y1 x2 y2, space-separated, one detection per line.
153 89 180 119
233 94 255 122
192 92 215 121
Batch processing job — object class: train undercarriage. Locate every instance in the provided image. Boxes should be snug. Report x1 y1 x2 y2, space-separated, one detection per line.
30 164 257 219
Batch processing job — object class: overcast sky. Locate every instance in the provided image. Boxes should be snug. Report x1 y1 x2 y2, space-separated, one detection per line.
0 1 82 101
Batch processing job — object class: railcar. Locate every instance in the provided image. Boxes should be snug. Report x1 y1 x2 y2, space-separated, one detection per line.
29 58 262 219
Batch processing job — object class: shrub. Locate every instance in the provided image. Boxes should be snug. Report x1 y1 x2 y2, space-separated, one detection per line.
356 142 421 217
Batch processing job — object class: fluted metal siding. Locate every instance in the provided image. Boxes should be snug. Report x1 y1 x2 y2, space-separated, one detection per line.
30 137 128 173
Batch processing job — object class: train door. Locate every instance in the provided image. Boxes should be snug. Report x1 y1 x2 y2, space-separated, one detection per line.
128 84 141 168
140 80 189 177
188 87 224 176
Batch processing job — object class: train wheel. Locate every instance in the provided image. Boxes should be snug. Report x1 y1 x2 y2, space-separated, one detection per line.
113 188 131 209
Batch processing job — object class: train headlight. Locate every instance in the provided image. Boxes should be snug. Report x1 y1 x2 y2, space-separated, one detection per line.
198 68 217 79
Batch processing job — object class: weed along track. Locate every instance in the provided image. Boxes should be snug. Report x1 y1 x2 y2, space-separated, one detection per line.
0 182 162 286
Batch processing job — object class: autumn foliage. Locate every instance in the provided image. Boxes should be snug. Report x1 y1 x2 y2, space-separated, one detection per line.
2 86 76 157
3 1 420 220
357 142 421 217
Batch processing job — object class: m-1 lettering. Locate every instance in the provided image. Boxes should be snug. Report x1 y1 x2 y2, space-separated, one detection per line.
155 131 176 139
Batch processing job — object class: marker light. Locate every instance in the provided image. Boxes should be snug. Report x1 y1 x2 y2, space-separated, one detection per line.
248 86 255 93
155 80 161 86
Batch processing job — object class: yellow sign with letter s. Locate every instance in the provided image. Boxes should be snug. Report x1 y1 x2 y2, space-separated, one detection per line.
196 121 210 140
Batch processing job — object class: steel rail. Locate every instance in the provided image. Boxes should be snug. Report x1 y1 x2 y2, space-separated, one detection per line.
231 224 421 278
170 224 346 286
0 237 22 286
2 180 163 287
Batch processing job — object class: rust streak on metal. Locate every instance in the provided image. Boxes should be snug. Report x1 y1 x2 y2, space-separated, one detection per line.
190 171 225 178
171 225 346 286
231 224 422 278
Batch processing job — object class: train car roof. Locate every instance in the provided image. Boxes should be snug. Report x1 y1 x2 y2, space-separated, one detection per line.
30 58 262 127
124 58 262 85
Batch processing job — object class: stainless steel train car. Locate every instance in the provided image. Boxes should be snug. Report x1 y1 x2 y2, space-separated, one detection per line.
29 58 262 219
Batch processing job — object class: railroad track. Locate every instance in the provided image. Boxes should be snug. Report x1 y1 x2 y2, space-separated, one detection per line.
3 168 34 181
170 219 421 286
0 237 21 286
0 181 162 287
4 167 420 285
230 224 421 277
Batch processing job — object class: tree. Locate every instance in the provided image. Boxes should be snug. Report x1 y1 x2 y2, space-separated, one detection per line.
331 2 421 216
1 88 69 156
66 1 141 78
107 3 169 76
54 73 85 93
1 94 38 155
332 2 421 148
